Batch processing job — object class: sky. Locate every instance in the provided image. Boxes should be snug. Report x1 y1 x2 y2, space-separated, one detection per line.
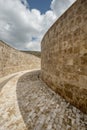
28 0 52 14
0 0 76 51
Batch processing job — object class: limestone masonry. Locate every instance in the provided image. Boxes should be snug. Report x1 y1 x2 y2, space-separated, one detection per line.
0 41 40 78
41 0 87 113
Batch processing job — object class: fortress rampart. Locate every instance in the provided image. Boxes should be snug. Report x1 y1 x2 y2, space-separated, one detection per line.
41 0 87 113
0 41 40 78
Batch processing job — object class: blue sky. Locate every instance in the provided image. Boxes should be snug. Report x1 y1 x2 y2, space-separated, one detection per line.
0 0 76 51
27 0 52 14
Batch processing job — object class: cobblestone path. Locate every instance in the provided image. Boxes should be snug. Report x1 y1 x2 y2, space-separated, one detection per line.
0 70 87 130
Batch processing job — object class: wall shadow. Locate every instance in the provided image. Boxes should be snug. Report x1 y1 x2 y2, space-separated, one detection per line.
16 70 42 130
16 70 87 130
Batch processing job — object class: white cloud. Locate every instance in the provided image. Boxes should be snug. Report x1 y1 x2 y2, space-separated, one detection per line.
0 0 76 51
26 40 41 51
51 0 76 17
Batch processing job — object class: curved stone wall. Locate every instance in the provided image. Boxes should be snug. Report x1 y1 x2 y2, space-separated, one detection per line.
0 41 40 78
41 0 87 113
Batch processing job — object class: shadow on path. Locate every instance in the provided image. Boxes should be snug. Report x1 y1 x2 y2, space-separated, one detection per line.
16 70 87 130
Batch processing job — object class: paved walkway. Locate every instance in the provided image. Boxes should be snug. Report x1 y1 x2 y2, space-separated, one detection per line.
0 70 87 130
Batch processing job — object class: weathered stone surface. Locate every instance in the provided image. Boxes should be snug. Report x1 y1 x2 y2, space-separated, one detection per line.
41 0 87 113
0 70 87 130
0 41 40 78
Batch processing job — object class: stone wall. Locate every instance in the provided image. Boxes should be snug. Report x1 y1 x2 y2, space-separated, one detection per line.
0 41 40 78
41 0 87 113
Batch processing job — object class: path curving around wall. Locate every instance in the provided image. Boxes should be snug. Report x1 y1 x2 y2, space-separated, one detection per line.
41 0 87 113
0 70 87 130
0 41 40 78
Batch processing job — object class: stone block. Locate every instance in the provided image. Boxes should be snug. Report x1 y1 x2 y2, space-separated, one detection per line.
41 0 87 113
